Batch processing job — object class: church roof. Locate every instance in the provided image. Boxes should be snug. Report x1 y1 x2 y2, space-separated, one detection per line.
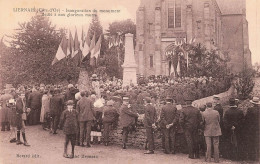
216 0 245 15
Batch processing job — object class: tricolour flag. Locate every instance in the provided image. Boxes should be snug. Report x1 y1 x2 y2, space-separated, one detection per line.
170 62 175 77
92 35 102 59
67 31 74 57
72 28 80 58
82 32 95 64
177 59 181 76
90 33 96 56
52 37 67 65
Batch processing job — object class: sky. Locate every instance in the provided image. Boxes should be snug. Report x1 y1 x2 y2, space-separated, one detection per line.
0 0 259 64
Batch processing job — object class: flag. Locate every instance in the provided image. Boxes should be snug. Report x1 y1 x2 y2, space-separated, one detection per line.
170 62 175 77
92 35 102 59
52 37 67 65
67 31 74 57
177 59 181 76
72 28 80 58
82 32 95 63
80 26 85 51
82 29 91 59
85 29 91 46
90 33 96 56
91 35 102 66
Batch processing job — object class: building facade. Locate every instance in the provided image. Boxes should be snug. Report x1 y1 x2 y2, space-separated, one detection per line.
135 0 251 76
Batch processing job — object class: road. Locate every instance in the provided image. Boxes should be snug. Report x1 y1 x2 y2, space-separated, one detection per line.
0 125 246 164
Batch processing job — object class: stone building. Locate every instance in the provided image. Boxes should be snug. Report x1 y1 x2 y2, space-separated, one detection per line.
135 0 251 76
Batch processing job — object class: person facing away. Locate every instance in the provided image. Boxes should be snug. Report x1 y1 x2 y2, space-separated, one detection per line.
202 102 222 163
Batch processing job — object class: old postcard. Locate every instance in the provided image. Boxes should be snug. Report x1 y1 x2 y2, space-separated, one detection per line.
0 0 259 164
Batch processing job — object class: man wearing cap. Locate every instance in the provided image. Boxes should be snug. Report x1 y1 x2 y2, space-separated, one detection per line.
243 97 259 161
119 96 139 149
223 98 244 161
76 91 95 147
59 100 78 158
202 102 222 163
65 84 77 103
143 97 157 154
179 96 202 159
102 100 119 146
160 96 178 154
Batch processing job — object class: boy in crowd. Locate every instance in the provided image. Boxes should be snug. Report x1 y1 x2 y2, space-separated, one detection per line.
59 100 78 159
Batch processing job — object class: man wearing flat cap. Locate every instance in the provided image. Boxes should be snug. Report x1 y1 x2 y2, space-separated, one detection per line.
160 96 178 154
179 96 202 159
223 98 244 160
119 96 139 149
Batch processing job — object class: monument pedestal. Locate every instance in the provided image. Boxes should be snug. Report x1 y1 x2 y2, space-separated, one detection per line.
122 33 137 87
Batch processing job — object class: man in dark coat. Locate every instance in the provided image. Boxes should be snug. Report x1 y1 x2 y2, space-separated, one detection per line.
65 84 78 108
223 98 244 161
59 100 78 158
76 91 95 147
119 96 139 149
179 96 202 159
143 97 157 154
160 96 178 154
243 97 259 161
102 100 119 146
27 88 42 125
50 89 64 134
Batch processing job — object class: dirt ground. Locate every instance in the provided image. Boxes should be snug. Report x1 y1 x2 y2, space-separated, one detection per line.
0 125 250 164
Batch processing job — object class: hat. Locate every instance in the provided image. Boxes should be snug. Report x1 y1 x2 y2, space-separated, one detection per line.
123 97 129 101
229 98 236 106
68 84 74 89
250 97 260 105
213 95 220 100
165 96 172 100
92 74 97 78
199 105 206 111
66 100 74 105
107 100 114 106
206 102 212 108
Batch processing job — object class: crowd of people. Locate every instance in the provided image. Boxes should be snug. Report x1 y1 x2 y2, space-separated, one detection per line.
0 74 258 162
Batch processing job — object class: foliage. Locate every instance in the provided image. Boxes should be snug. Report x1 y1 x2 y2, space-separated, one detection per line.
234 68 255 100
0 14 79 86
103 19 136 78
172 43 230 77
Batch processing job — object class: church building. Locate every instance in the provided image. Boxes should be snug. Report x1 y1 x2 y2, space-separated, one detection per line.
135 0 251 76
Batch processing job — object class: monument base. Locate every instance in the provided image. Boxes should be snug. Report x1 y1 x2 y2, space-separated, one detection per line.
122 67 137 87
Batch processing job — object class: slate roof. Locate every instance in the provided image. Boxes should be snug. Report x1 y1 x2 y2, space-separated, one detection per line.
216 0 245 15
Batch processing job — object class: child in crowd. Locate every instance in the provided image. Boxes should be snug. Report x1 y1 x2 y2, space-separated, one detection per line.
59 100 78 158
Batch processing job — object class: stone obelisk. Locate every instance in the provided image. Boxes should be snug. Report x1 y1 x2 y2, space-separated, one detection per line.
122 33 137 87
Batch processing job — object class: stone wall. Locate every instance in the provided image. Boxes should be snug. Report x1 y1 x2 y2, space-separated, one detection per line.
107 85 235 149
